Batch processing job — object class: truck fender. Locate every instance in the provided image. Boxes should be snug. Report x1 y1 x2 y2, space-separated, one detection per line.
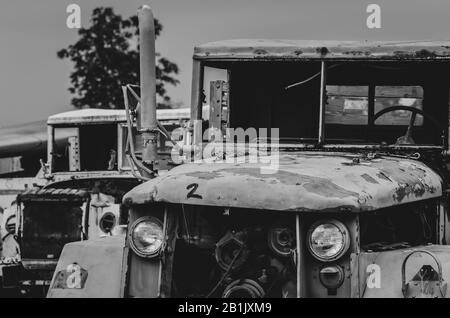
47 236 125 298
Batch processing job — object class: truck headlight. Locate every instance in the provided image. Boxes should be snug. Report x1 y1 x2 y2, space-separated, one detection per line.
307 220 350 262
129 216 164 258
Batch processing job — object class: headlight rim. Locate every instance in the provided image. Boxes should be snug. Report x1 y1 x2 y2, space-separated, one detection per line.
307 219 350 262
99 211 117 234
129 216 164 259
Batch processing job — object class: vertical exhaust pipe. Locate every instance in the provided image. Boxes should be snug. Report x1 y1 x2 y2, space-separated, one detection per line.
138 5 157 177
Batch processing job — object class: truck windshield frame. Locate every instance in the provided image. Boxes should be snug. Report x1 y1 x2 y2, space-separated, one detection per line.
194 59 448 150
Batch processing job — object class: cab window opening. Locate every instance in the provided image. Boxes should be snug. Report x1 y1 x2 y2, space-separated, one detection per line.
359 200 438 252
204 61 448 147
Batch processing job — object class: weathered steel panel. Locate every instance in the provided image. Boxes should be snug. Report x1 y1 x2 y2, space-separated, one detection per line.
17 188 89 203
47 108 198 126
46 236 125 298
359 245 450 298
194 40 450 61
123 152 442 212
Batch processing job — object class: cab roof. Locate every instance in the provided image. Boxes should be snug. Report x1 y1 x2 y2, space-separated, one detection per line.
47 107 203 126
194 39 450 61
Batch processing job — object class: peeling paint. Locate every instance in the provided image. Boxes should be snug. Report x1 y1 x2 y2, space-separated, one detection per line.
316 47 329 55
343 50 365 56
194 40 450 61
415 49 437 58
253 49 268 55
393 180 437 203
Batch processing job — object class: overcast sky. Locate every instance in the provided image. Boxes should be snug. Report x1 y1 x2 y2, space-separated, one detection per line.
1 0 449 127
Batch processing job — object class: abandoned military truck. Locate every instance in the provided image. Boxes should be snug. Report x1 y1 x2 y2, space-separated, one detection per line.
2 105 193 297
48 6 450 298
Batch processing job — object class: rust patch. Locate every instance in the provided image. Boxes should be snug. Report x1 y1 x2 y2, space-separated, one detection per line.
343 50 365 56
394 49 438 59
393 50 412 58
286 205 360 213
393 183 423 202
253 49 268 55
316 47 329 55
393 181 436 202
123 197 133 206
415 49 437 58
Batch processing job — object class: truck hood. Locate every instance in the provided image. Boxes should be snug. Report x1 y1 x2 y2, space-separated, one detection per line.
123 152 442 212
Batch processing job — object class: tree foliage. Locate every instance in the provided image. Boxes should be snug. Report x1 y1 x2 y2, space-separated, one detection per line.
58 7 179 109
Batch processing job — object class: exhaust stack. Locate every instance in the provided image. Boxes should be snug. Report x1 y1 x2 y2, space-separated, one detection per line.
138 5 158 177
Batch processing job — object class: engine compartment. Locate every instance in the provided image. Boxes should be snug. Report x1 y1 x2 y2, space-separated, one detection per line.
171 205 297 298
360 200 438 251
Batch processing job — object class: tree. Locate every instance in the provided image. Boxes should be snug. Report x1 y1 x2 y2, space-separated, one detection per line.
57 7 179 109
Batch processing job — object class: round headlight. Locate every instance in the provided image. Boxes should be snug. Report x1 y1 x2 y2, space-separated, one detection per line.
129 216 164 258
307 220 350 262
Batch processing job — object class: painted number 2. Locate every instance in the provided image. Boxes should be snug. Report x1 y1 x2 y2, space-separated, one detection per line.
186 183 202 199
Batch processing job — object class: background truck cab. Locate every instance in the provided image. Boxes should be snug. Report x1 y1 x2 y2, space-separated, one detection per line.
0 106 193 296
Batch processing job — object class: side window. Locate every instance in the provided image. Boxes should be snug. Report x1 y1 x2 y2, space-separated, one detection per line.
119 125 142 170
325 86 369 125
374 86 424 126
53 127 78 173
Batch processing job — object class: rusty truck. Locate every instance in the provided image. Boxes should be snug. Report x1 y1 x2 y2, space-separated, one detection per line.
48 5 450 298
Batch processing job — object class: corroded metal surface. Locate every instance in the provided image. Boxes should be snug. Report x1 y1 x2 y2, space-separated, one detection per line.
359 245 450 298
17 188 89 203
123 152 442 212
47 236 126 298
194 39 450 60
47 107 207 126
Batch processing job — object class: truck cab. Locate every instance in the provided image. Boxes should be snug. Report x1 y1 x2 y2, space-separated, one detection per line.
118 40 450 298
47 7 450 299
